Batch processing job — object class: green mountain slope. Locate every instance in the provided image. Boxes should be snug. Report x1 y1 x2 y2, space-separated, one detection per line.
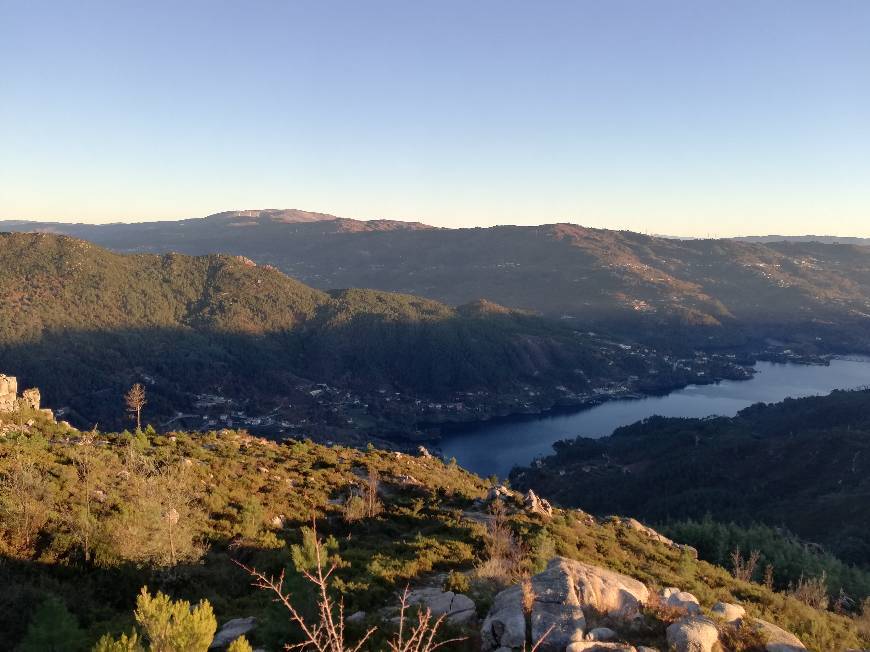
0 232 690 430
511 389 870 567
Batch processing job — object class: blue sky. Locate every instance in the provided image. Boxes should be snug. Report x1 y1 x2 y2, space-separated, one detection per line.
1 1 868 235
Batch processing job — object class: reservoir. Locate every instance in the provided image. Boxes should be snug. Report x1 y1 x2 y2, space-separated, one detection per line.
439 358 870 479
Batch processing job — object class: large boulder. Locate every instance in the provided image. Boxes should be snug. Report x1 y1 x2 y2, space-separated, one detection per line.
666 615 720 652
659 588 701 615
711 601 745 624
404 587 476 626
530 559 586 650
481 558 649 651
481 585 527 650
566 559 649 618
567 644 636 651
752 619 808 652
210 617 256 648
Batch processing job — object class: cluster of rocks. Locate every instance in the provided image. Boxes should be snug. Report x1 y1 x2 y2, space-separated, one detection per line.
479 557 808 652
482 485 553 519
0 374 43 413
524 489 554 518
618 517 698 559
0 373 63 435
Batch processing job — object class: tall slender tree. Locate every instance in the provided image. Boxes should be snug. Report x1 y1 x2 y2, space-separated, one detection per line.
125 383 146 432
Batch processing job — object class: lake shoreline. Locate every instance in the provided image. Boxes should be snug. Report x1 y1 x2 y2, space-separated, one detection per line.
436 355 870 479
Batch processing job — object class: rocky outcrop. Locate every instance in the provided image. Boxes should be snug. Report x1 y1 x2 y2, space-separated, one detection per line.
666 615 719 652
620 518 674 547
568 560 648 618
404 587 476 626
752 619 808 652
480 558 811 652
524 489 553 517
488 485 514 502
21 388 40 410
210 616 256 648
481 558 648 651
0 374 17 412
530 560 586 650
619 518 698 559
707 601 805 651
0 374 43 414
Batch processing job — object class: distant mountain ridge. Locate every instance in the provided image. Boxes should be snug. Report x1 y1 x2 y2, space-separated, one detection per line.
4 210 870 355
736 235 870 246
0 208 432 247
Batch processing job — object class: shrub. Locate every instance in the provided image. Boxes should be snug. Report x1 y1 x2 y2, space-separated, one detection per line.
717 619 768 652
19 596 87 652
444 570 471 594
94 587 217 652
789 572 830 610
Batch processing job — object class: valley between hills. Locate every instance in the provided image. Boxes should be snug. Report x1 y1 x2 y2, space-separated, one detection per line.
2 214 870 651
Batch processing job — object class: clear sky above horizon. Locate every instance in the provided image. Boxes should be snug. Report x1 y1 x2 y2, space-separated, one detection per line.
1 1 868 236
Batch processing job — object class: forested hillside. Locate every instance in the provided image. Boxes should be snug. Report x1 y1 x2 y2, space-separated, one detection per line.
6 210 870 353
0 232 694 430
512 389 870 568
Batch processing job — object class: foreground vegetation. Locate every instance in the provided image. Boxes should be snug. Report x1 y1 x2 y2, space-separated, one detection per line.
0 411 867 651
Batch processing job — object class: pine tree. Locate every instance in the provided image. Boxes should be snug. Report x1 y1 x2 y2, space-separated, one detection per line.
20 596 87 652
93 587 216 652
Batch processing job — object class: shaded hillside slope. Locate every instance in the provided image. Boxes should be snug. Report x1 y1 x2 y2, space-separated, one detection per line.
0 232 665 429
511 389 870 566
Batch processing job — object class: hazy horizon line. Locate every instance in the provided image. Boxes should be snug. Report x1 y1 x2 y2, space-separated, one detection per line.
1 208 869 241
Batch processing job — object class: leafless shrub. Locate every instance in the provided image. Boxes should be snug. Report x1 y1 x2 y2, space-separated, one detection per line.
789 571 829 610
364 466 383 519
238 519 463 652
763 563 774 591
238 521 376 651
477 500 527 585
730 546 760 582
388 587 465 652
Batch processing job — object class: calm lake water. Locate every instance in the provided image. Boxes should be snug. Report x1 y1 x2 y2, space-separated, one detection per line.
439 358 870 479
